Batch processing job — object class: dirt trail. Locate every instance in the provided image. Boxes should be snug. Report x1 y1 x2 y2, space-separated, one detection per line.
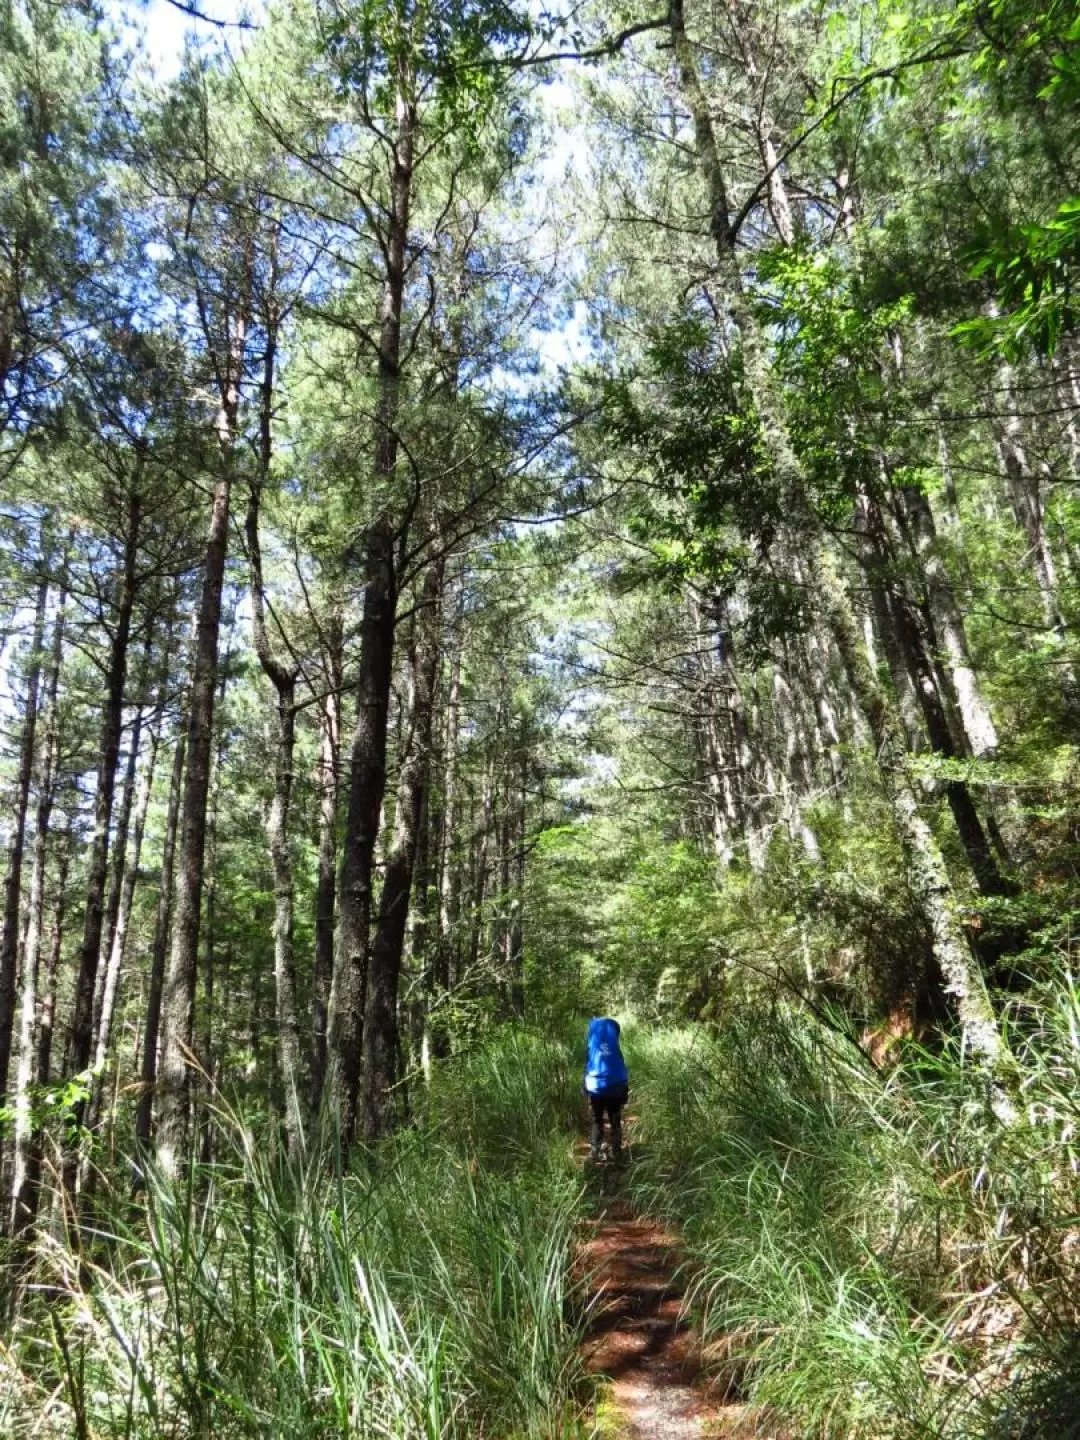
577 1154 756 1439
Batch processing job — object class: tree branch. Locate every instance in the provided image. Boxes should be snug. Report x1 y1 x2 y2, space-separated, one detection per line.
728 41 973 242
492 16 669 70
161 0 257 30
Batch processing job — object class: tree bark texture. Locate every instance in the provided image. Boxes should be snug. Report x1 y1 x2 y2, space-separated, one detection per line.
8 566 66 1232
362 560 442 1142
896 478 998 757
92 687 146 1047
669 0 1010 1084
327 71 414 1152
245 442 304 1149
136 718 186 1146
0 571 48 1108
86 673 164 1141
311 612 342 1113
68 485 142 1103
15 825 73 1234
156 312 243 1174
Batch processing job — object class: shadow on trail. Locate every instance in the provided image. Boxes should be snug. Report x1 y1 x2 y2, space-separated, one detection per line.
574 1114 749 1437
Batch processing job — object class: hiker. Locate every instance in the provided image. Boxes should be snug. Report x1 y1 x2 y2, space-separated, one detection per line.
584 1016 629 1161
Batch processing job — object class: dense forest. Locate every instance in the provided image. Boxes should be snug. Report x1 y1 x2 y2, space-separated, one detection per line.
1 0 1079 1434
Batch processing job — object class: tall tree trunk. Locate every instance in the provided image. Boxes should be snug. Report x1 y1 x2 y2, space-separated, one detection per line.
896 479 999 757
688 593 741 866
772 660 821 860
330 525 397 1145
362 560 442 1142
197 639 233 1169
507 750 526 1019
99 635 155 1024
245 337 304 1148
135 716 186 1146
820 553 1013 1099
862 492 1010 894
0 571 48 1107
92 684 147 1047
991 363 1070 640
327 72 415 1152
68 485 142 1116
431 605 463 1056
156 312 244 1175
669 0 1011 1089
16 824 73 1234
86 667 165 1145
466 754 495 981
311 612 342 1113
857 492 925 750
9 565 67 1232
409 780 435 1072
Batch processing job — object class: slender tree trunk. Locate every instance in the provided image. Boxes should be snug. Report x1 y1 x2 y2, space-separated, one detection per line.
266 681 301 1144
467 754 495 980
362 561 442 1142
197 641 233 1169
16 825 73 1234
896 479 998 756
245 356 304 1147
156 313 243 1174
68 485 143 1136
1053 335 1080 478
992 364 1070 639
86 678 164 1137
327 73 415 1152
99 637 155 1011
9 566 67 1232
330 526 397 1145
772 660 821 860
717 616 758 864
431 608 463 1055
857 493 925 749
410 780 435 1072
0 572 48 1107
669 0 1011 1089
311 613 342 1113
197 793 221 1169
135 718 186 1146
507 752 526 1019
92 688 146 1047
821 554 1012 1096
862 491 1010 894
688 593 739 866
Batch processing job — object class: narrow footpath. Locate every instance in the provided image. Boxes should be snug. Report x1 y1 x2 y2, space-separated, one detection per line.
576 1145 781 1438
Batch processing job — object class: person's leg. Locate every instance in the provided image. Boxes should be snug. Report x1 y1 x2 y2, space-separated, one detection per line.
609 1101 623 1159
589 1095 605 1158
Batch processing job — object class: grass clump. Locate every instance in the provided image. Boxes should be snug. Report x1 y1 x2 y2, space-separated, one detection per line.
2 1027 588 1439
623 973 1080 1439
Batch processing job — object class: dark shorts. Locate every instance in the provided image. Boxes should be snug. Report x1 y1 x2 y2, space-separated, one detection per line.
588 1082 628 1111
588 1083 628 1153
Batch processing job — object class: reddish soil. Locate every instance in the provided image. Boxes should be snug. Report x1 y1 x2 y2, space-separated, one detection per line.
576 1150 781 1438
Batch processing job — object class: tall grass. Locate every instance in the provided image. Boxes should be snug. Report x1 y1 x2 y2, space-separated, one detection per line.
623 973 1080 1439
1 1029 588 1439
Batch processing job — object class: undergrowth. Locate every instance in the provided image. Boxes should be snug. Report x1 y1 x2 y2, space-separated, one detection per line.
623 973 1080 1439
0 1029 587 1439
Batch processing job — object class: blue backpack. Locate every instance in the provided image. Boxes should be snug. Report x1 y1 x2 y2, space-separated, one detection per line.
584 1017 628 1095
